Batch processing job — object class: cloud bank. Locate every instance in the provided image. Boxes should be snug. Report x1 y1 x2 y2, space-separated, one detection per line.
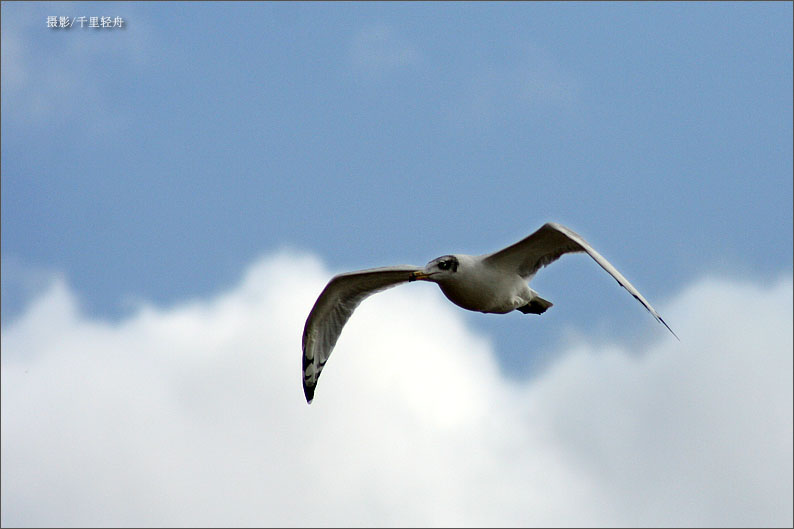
1 252 791 527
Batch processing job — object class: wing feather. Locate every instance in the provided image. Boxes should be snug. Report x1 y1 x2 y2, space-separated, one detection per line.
302 265 422 403
485 223 678 339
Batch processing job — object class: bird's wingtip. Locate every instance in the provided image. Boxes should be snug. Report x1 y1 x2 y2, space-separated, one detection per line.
660 317 680 341
303 384 315 405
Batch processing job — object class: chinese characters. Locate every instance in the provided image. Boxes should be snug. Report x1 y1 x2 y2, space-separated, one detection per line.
47 16 125 29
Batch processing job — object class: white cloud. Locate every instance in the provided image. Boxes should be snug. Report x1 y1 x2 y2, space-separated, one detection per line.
349 24 421 78
445 44 580 128
1 252 791 527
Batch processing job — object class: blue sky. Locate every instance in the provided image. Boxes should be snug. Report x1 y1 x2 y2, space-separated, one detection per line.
3 2 791 328
2 2 792 526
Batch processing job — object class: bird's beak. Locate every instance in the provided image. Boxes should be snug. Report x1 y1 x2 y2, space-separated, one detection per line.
409 271 430 282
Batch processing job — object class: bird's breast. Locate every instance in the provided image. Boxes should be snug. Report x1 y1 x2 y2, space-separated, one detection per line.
437 269 530 314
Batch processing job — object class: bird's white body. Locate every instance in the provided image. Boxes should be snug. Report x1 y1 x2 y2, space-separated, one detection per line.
435 254 532 313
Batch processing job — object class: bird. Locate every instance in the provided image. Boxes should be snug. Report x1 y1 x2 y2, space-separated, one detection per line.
302 222 677 403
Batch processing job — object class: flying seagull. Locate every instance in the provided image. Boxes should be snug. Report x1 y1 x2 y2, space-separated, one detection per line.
302 222 677 403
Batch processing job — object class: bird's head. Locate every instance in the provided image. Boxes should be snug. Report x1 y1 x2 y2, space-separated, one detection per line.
409 255 460 282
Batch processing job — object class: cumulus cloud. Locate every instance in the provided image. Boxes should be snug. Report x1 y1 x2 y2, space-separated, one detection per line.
1 252 791 527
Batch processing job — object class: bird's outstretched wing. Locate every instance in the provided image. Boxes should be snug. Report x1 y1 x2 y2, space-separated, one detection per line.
484 222 678 339
302 265 422 403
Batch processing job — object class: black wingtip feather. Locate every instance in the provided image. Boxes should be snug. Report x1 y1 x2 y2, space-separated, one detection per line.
304 384 314 404
660 317 680 341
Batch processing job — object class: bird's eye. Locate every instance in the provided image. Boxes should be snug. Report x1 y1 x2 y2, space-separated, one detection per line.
438 261 449 270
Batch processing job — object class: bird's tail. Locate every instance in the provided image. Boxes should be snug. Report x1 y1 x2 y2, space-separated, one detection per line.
517 296 553 315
